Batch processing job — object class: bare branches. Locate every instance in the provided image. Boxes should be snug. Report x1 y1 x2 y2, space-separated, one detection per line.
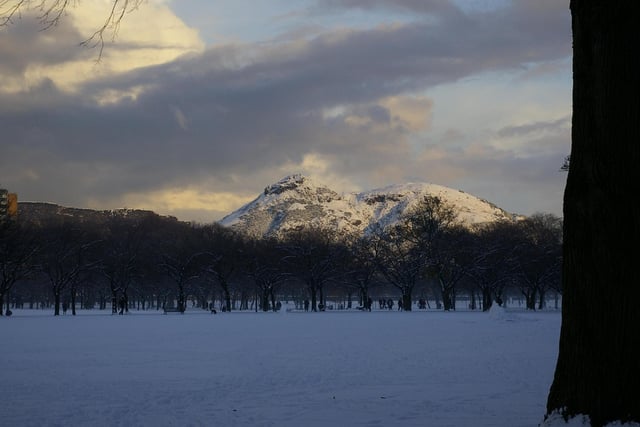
39 0 72 30
0 0 28 26
80 0 144 61
1 0 76 28
0 0 145 60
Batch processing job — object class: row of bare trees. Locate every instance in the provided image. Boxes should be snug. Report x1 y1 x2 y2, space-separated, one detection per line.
0 196 562 316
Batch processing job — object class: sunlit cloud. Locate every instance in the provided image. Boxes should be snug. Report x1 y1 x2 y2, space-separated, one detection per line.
276 153 362 194
0 1 204 94
88 187 255 222
380 95 432 131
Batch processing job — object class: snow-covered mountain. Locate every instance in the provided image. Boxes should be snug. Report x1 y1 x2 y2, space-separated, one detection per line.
219 174 517 238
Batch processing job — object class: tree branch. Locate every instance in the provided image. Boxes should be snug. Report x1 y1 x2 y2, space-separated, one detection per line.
0 0 145 60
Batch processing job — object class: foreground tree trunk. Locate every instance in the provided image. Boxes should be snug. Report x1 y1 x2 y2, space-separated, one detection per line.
546 2 640 426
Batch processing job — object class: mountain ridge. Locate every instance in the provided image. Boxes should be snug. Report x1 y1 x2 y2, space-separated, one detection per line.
16 202 177 226
14 176 519 234
220 174 518 238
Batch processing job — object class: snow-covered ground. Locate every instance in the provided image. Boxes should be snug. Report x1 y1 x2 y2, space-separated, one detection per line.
1 305 560 427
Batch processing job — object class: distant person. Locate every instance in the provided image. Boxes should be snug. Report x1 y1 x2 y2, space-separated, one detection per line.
398 299 403 311
387 299 394 310
304 299 310 312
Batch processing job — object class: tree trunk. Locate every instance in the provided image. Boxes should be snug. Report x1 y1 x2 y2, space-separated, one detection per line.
53 290 61 316
537 288 546 310
402 293 412 312
434 291 441 310
111 291 118 314
270 290 277 312
219 280 231 312
309 284 318 311
482 288 492 312
546 2 640 426
71 286 77 316
440 279 453 311
175 281 184 312
524 289 536 311
123 289 130 314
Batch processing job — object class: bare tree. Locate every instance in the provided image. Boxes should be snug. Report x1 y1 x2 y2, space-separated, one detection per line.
99 212 155 315
38 221 99 316
402 195 461 311
425 225 473 311
245 238 289 312
0 221 38 315
466 221 520 311
341 234 382 311
157 222 201 313
280 226 345 312
199 224 244 312
371 223 424 312
511 214 562 310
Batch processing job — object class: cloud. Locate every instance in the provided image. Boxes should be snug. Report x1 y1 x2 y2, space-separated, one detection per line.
0 15 86 74
313 0 466 21
0 14 91 92
380 96 432 131
0 1 204 93
497 117 570 139
0 0 571 221
89 186 256 223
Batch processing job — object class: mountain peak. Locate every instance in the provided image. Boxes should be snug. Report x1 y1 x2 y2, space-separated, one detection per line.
263 174 311 196
260 174 339 202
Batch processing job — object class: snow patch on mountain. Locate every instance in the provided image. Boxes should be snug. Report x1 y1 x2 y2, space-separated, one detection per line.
219 174 517 238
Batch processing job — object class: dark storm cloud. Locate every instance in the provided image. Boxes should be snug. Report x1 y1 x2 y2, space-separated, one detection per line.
315 0 569 61
0 0 570 217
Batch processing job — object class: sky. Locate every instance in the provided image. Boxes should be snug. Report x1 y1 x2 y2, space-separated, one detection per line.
0 0 572 223
1 305 564 427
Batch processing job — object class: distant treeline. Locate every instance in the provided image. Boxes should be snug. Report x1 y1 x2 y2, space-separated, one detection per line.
0 196 562 316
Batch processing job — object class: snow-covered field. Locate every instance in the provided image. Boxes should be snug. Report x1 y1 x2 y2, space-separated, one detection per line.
1 306 561 427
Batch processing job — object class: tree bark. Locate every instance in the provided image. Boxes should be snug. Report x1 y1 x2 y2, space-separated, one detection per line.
310 286 317 312
402 293 412 312
481 288 492 311
71 286 77 315
220 281 231 312
53 290 61 316
546 2 640 426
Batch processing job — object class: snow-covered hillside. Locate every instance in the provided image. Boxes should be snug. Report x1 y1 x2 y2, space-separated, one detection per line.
219 174 517 238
